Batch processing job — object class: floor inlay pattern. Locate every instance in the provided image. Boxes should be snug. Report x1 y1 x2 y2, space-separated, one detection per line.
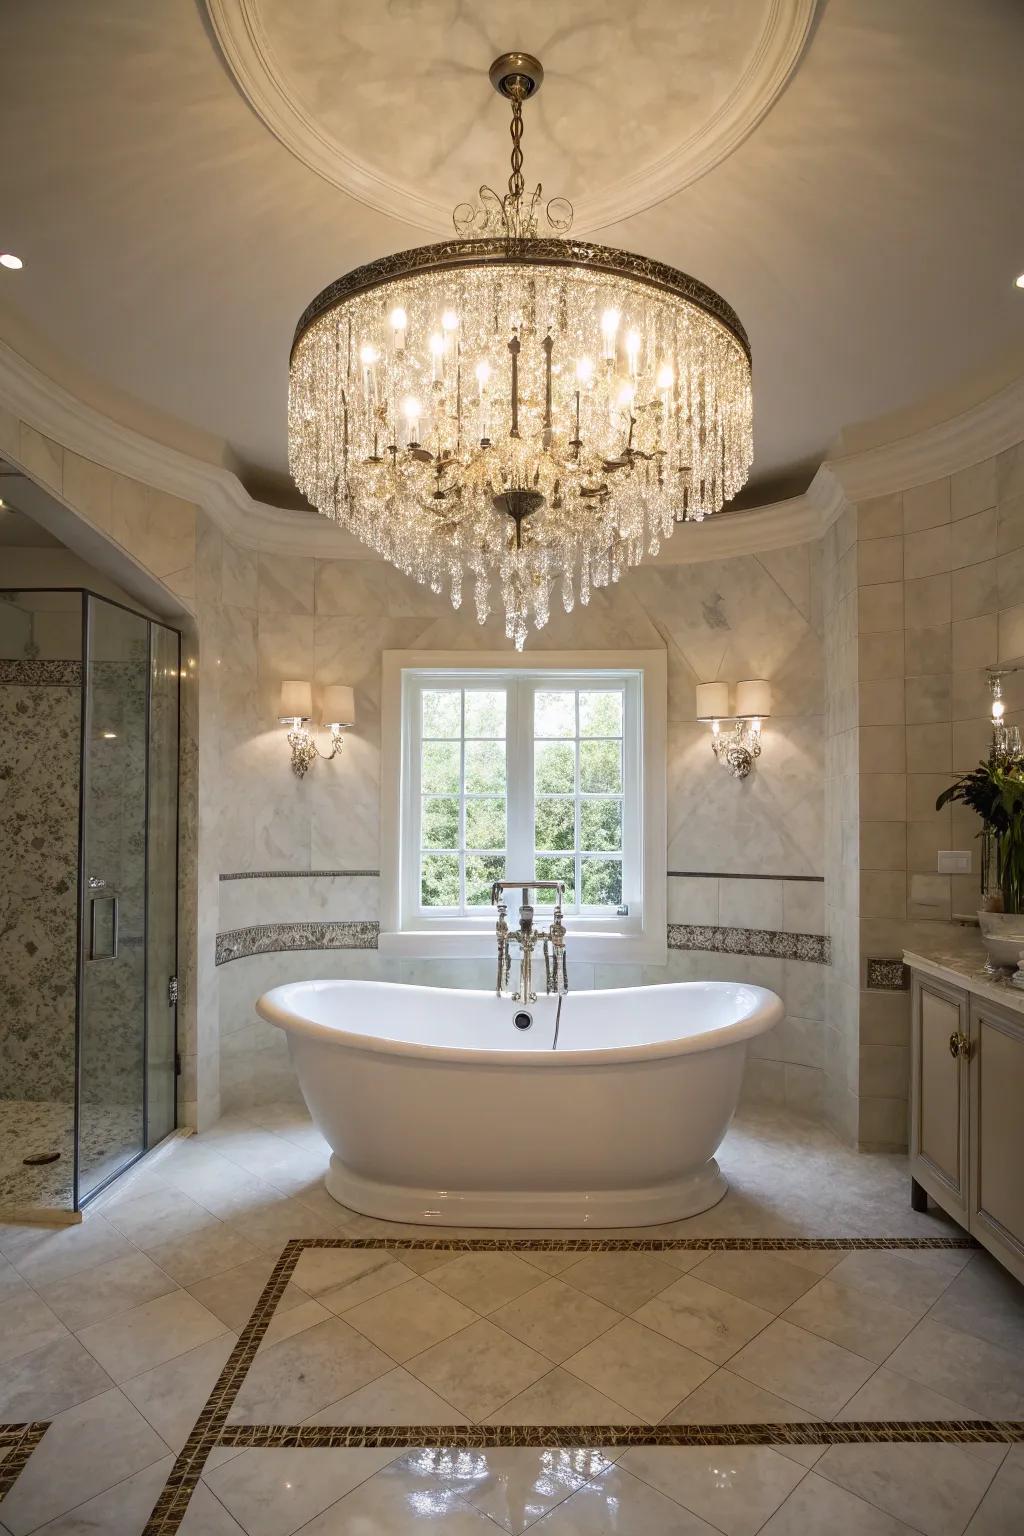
139 1234 1019 1536
0 1422 49 1505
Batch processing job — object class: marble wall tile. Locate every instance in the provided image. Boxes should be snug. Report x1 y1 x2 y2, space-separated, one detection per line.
781 881 825 936
222 543 259 609
904 625 952 676
904 524 951 580
902 478 950 533
856 494 901 540
857 537 903 587
950 457 997 519
259 553 314 615
719 878 783 931
952 613 997 671
905 573 951 629
666 876 719 925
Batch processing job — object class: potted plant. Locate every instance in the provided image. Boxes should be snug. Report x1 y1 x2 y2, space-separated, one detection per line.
937 756 1024 967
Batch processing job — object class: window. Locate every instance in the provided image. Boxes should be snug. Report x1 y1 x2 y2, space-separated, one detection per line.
381 651 666 962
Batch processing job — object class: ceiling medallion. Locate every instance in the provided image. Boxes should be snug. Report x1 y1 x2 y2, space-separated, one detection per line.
289 54 753 648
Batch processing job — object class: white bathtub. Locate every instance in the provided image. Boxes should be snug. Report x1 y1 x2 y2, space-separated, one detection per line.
256 979 783 1228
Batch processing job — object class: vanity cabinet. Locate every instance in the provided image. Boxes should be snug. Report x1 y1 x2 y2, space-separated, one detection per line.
909 970 1024 1285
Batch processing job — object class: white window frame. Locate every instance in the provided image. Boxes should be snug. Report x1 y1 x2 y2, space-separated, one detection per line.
380 650 666 963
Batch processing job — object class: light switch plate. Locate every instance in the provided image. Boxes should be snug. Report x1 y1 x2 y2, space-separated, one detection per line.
937 849 972 875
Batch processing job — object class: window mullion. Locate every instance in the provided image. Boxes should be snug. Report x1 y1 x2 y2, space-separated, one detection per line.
506 676 530 885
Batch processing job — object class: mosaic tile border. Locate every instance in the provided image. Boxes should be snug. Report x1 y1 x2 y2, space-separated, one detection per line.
867 957 910 991
215 920 380 965
668 924 831 964
142 1232 987 1536
219 870 380 880
0 1422 49 1505
0 658 82 687
219 1419 1024 1451
216 922 831 965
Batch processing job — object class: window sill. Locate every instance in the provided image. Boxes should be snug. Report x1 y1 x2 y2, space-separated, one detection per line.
378 929 667 964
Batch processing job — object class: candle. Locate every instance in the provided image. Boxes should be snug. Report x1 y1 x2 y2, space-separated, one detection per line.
625 329 641 378
475 361 491 442
429 332 444 383
402 395 421 446
601 308 619 361
389 307 407 351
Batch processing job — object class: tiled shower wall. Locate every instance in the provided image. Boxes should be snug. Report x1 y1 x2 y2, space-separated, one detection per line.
204 538 829 1115
822 439 1024 1148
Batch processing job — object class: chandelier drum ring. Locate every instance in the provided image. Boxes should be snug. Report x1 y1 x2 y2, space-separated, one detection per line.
289 54 753 649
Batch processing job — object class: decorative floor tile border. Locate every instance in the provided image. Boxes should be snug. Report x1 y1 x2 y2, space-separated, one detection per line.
142 1231 991 1536
0 1422 49 1505
218 1419 1024 1452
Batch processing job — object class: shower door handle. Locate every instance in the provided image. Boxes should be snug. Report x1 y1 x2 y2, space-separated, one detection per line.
88 893 119 960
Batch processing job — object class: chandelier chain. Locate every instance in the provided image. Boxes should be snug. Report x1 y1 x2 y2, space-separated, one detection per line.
508 96 525 205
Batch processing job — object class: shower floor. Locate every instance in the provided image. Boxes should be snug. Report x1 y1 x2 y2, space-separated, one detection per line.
0 1098 142 1213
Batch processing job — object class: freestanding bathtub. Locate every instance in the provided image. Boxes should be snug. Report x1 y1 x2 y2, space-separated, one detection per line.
256 979 783 1228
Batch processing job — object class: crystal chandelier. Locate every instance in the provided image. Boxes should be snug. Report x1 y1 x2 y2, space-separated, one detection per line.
289 53 753 649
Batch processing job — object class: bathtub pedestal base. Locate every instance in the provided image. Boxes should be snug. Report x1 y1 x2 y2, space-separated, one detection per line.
325 1154 728 1229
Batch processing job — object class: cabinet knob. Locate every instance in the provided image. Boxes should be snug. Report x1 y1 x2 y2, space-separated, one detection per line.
949 1030 970 1059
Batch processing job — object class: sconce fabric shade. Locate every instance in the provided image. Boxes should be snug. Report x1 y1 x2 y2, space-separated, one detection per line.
735 679 771 718
696 681 730 721
279 679 312 721
322 684 356 727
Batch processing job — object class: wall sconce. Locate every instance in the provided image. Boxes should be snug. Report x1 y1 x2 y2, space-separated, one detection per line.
278 680 355 778
696 678 771 779
989 670 1021 761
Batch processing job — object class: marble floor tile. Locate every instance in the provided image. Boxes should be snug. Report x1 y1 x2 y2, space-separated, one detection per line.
0 1333 112 1420
343 1277 478 1363
664 1367 825 1468
825 1248 970 1316
633 1274 774 1364
3 1216 134 1286
75 1288 226 1381
409 1447 608 1536
427 1252 548 1315
35 1249 179 1330
484 1367 643 1426
176 1481 247 1535
562 1318 716 1423
0 1386 169 1536
687 1251 822 1313
290 1247 416 1311
0 1288 69 1365
780 1278 920 1363
288 1456 508 1534
834 1367 1008 1465
520 1250 591 1277
202 1447 398 1536
490 1278 622 1365
122 1332 238 1451
144 1223 265 1286
229 1316 393 1423
406 1317 552 1422
103 1186 219 1251
0 1256 31 1301
257 1298 332 1350
559 1253 682 1312
26 1454 174 1536
305 1364 470 1426
187 1257 310 1332
222 1195 347 1251
620 1444 805 1536
532 1463 720 1534
926 1250 1024 1361
816 1443 997 1536
759 1471 920 1535
727 1318 875 1416
884 1317 1024 1418
964 1454 1024 1534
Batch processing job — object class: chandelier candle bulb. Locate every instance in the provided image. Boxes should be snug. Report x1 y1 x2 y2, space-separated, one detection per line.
288 50 752 649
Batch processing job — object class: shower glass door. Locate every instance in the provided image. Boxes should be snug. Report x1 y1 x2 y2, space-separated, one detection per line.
78 597 149 1201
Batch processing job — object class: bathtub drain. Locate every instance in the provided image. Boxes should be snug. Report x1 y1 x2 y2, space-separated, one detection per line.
513 1010 533 1030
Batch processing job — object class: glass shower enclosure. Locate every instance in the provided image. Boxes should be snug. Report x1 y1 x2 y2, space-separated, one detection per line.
0 589 180 1214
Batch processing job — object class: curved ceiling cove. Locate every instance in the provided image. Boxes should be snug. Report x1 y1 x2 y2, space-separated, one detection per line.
205 0 820 234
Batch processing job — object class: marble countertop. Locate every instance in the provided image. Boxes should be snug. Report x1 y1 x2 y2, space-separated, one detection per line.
904 928 1024 1015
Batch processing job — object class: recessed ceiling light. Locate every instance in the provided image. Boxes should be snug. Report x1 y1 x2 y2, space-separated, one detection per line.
0 253 23 270
1016 272 1024 289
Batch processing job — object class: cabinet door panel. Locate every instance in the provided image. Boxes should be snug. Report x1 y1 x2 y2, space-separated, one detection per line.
910 976 968 1218
970 1000 1024 1283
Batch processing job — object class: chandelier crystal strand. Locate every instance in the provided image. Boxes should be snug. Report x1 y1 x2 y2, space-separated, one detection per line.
289 53 752 649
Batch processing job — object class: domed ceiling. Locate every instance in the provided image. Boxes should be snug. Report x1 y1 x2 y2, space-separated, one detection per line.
1 0 1023 512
